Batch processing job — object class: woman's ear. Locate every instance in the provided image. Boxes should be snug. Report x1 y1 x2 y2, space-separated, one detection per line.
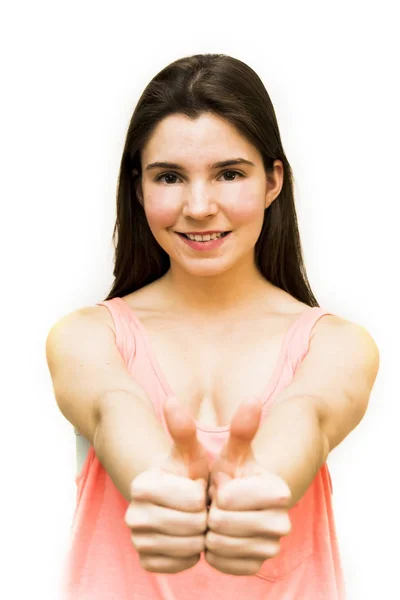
264 160 284 210
132 168 144 206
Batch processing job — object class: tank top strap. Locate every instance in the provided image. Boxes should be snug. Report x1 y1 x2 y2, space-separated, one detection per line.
95 297 137 364
73 297 140 472
288 306 335 374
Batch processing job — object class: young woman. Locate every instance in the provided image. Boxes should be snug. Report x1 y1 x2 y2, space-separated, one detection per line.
46 53 379 600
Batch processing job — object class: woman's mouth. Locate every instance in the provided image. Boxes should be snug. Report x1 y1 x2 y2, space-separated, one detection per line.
175 231 232 251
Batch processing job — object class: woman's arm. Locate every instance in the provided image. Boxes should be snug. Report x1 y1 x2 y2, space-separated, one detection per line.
46 307 173 502
94 390 172 501
252 397 328 508
251 318 380 506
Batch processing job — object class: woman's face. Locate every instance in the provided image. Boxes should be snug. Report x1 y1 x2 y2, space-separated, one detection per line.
137 112 283 277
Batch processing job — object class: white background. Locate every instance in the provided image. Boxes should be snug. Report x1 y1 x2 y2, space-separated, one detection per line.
1 1 398 598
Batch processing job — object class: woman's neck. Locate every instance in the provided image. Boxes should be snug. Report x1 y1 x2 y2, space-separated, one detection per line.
159 262 277 318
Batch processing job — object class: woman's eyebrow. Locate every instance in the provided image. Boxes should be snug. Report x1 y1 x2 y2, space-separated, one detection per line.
144 158 256 172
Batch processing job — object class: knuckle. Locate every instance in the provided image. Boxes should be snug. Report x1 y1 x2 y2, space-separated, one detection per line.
205 530 220 552
200 510 208 531
207 506 221 530
138 554 154 571
263 510 291 536
140 554 200 574
124 505 136 528
130 475 150 500
193 489 207 511
124 509 131 528
250 560 265 576
168 536 204 558
234 559 264 576
131 534 151 553
264 538 281 558
186 535 206 555
281 515 292 536
183 554 201 571
125 505 151 531
130 473 144 494
129 476 138 497
192 510 208 533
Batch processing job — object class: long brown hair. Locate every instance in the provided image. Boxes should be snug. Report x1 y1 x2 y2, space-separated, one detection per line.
103 53 319 307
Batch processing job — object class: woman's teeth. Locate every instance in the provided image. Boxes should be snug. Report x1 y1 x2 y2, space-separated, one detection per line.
185 232 226 241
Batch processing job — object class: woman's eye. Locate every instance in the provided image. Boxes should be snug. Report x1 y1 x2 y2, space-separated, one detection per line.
220 170 244 181
155 173 180 184
154 170 244 184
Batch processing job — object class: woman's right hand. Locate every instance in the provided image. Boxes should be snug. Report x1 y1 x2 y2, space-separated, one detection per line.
124 396 210 574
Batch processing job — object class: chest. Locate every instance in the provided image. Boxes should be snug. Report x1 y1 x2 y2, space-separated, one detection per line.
136 314 297 429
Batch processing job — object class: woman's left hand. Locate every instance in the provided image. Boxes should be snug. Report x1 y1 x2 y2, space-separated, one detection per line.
205 397 293 576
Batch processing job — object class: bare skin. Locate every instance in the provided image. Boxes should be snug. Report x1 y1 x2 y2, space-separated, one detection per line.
97 276 310 429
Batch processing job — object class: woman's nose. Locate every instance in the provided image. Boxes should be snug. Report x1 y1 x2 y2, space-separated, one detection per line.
182 186 218 219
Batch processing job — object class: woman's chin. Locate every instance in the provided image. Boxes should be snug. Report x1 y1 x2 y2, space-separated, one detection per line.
174 259 232 278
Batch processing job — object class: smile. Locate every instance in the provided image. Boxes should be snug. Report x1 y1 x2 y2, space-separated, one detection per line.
175 231 232 251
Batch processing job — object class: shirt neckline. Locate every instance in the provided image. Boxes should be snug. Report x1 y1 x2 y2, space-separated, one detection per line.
113 297 321 434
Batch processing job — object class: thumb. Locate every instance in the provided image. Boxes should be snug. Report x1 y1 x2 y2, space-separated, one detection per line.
163 395 206 469
222 396 263 468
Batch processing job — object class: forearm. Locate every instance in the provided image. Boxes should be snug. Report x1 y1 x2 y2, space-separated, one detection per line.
251 396 330 508
94 390 173 502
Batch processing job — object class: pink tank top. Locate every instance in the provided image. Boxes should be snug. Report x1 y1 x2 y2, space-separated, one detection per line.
62 297 347 599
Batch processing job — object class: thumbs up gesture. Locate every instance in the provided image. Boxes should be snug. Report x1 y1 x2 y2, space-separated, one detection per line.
125 396 210 574
205 397 293 576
